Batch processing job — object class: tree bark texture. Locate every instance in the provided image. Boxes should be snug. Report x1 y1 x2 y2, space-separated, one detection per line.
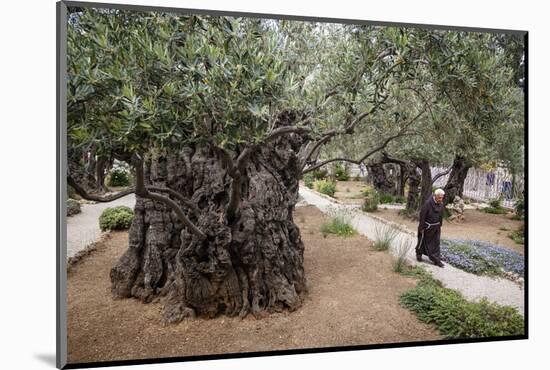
366 162 396 194
443 156 472 207
110 120 308 323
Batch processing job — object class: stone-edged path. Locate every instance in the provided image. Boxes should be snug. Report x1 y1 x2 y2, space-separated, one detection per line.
299 187 525 315
66 194 136 258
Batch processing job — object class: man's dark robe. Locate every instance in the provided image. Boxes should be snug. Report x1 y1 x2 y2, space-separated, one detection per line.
416 196 444 264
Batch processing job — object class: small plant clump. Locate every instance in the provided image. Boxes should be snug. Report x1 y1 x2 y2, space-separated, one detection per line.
513 194 525 220
108 167 132 187
333 163 350 181
393 240 413 273
399 266 524 338
99 206 134 231
481 197 508 215
361 186 379 212
320 208 357 237
311 169 328 180
378 193 407 204
315 179 337 197
303 173 315 189
67 198 81 216
509 225 525 245
372 224 398 251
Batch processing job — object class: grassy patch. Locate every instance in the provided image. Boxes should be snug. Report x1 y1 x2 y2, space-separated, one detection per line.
320 214 357 237
371 224 398 251
393 239 413 273
398 266 524 338
303 173 314 189
509 225 525 245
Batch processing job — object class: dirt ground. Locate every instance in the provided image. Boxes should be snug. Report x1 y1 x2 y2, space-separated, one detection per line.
372 208 524 254
333 180 367 205
67 205 440 364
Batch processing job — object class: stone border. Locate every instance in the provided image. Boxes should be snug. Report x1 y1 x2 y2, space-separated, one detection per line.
67 232 111 272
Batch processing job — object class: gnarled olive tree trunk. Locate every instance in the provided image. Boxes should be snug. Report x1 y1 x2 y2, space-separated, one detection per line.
443 155 472 206
110 125 308 323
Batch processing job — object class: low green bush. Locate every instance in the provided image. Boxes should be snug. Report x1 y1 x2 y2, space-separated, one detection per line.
311 169 328 180
399 267 524 338
303 173 314 189
67 199 81 216
333 163 349 181
509 225 525 245
108 168 131 187
99 206 134 231
379 193 394 204
315 180 336 197
481 206 508 215
361 186 379 212
321 215 357 237
514 194 525 220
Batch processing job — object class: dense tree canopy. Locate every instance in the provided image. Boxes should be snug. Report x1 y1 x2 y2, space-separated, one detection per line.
66 7 525 321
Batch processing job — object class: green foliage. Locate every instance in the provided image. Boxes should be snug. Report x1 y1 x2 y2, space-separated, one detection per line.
481 197 508 214
303 173 315 189
311 169 328 180
514 194 525 220
321 215 357 237
361 186 379 212
67 199 81 216
315 180 336 197
378 192 406 204
509 225 525 245
108 167 131 187
99 206 134 231
393 240 412 273
399 268 524 338
333 163 349 181
372 224 398 251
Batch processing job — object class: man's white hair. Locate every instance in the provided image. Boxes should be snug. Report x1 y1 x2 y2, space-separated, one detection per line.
434 188 445 195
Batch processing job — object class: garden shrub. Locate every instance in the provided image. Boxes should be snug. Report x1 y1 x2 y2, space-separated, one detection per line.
514 194 525 220
333 163 349 181
379 193 395 204
509 225 525 245
440 238 524 277
361 186 379 212
99 206 134 231
67 199 81 216
108 167 131 187
315 180 336 197
303 173 314 189
311 169 328 180
482 197 508 215
399 267 524 338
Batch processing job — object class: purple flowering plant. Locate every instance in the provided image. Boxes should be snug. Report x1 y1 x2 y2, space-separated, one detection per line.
440 238 524 278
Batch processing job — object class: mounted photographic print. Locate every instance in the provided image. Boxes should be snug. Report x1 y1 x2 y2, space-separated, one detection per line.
56 1 528 368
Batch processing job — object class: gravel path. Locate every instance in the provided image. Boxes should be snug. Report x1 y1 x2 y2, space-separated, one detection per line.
299 187 524 315
66 194 136 258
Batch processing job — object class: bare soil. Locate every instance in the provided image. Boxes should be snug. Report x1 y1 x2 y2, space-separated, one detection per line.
372 208 525 254
67 205 440 364
333 180 368 205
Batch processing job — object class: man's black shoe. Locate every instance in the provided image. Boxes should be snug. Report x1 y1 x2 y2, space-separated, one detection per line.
416 254 423 262
435 261 444 268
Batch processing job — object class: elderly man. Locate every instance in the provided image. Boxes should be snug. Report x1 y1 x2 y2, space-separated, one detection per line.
416 188 445 267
